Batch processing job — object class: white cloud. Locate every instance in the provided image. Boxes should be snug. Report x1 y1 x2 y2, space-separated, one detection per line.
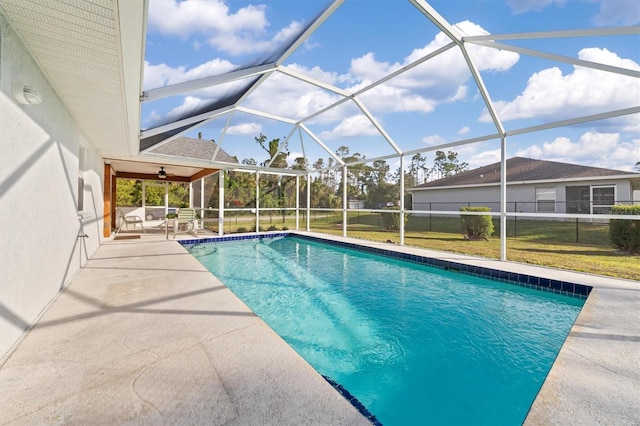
145 17 518 138
319 115 379 140
506 0 566 14
143 59 236 90
514 130 640 170
162 96 211 122
516 131 619 160
243 68 345 123
591 0 640 25
148 1 267 41
207 20 304 55
227 122 262 135
148 1 307 55
457 126 471 136
507 0 639 25
334 21 518 118
422 134 448 146
480 48 640 125
286 151 305 166
467 148 502 169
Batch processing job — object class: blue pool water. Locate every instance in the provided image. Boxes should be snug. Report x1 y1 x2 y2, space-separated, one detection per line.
188 236 584 425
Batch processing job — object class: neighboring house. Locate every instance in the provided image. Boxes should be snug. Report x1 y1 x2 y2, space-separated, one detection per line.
150 136 237 164
408 157 640 215
348 198 366 209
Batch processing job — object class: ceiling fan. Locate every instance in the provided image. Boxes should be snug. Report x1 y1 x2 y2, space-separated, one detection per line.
158 166 167 179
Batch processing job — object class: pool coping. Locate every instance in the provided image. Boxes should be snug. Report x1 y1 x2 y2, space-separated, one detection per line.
181 231 640 425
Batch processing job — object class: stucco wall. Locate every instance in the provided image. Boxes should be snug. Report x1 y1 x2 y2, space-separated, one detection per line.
0 15 104 360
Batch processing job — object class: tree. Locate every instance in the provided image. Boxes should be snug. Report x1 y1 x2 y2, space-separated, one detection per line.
430 150 468 180
336 145 350 159
635 161 640 171
116 179 140 207
291 157 308 171
408 153 429 186
255 133 288 168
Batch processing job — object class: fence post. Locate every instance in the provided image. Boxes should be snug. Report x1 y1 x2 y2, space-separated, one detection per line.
429 202 432 232
514 202 517 238
576 217 579 242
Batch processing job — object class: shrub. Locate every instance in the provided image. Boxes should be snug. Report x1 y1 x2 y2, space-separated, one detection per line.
381 207 408 231
460 206 494 240
236 227 247 233
609 205 640 254
267 225 279 231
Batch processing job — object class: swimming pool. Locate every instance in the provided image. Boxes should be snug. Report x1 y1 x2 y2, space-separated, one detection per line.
186 235 585 425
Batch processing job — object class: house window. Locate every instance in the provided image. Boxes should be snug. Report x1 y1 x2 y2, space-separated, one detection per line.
536 187 556 212
566 186 590 213
592 185 615 214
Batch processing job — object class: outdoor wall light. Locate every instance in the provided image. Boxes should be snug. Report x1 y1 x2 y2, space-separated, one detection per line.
13 83 42 105
158 166 167 179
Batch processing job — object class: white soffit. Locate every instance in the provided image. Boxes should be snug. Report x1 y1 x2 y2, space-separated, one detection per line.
0 0 144 157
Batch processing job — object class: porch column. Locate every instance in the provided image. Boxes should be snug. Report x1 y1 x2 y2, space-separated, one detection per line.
342 166 347 237
200 178 205 222
400 155 405 246
295 175 300 231
500 135 507 261
219 171 225 236
163 182 168 218
306 172 311 231
256 172 260 232
141 182 146 222
103 163 112 238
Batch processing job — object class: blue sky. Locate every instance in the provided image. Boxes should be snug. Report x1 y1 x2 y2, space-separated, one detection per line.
142 0 640 173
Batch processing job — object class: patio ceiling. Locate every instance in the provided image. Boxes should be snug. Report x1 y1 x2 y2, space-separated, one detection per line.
0 0 145 159
107 158 217 183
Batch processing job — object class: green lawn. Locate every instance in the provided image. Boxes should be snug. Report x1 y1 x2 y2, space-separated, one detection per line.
202 212 639 281
312 213 640 281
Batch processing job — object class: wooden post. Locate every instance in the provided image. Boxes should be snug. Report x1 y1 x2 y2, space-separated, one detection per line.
103 163 112 238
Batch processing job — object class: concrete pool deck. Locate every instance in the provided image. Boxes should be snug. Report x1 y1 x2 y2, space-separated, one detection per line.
1 230 638 424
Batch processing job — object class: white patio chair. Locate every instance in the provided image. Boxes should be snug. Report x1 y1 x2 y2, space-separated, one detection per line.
116 209 145 235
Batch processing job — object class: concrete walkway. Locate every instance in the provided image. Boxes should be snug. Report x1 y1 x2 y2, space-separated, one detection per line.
1 230 638 425
0 235 369 425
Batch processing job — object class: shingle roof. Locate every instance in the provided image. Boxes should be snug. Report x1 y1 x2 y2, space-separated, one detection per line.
150 136 237 164
410 157 638 189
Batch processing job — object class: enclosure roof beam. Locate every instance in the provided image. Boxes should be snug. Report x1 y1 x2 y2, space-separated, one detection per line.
212 111 235 162
409 0 463 44
275 0 345 66
352 42 457 98
403 133 501 157
463 26 640 42
277 65 349 96
352 97 402 154
459 43 505 136
141 63 277 102
468 40 640 78
139 106 234 139
507 106 640 137
235 106 298 124
299 123 345 166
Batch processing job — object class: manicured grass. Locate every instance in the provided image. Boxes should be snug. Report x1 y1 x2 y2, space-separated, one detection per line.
309 213 640 281
202 211 639 280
